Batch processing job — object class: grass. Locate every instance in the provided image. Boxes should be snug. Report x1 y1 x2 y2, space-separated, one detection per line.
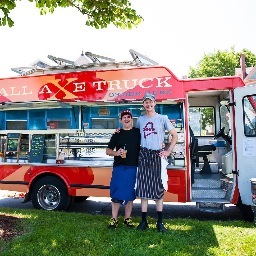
0 207 256 256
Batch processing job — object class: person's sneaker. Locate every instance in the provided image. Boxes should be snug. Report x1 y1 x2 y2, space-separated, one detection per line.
156 222 167 232
123 218 134 227
137 221 148 231
108 218 118 228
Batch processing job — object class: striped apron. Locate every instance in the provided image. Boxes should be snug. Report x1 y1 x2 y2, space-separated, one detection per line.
135 147 164 200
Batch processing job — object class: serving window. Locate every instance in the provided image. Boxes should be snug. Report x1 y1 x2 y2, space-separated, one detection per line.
47 119 70 129
91 118 118 129
6 120 27 130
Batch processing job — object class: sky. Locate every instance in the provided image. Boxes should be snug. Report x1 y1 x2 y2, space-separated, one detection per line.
0 0 256 79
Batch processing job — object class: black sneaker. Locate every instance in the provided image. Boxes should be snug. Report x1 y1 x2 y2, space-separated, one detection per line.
123 218 134 227
156 222 167 232
137 221 148 231
108 218 118 228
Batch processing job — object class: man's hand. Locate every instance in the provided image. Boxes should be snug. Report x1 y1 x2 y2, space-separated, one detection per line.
159 150 169 158
114 128 121 134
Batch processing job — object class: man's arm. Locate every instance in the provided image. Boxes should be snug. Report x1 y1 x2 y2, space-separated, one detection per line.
159 128 178 158
106 147 123 157
166 128 178 155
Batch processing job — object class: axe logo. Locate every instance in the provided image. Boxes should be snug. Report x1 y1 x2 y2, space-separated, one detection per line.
143 122 157 139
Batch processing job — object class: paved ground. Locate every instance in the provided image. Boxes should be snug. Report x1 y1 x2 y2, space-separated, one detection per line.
0 190 244 221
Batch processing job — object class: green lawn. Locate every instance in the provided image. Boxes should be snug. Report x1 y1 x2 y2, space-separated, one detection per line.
0 207 255 256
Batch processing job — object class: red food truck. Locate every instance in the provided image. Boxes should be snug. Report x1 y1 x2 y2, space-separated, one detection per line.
0 50 255 221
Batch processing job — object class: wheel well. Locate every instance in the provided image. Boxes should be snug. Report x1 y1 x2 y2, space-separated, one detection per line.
31 175 71 211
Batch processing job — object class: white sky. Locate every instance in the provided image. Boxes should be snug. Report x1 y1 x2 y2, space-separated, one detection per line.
0 0 256 79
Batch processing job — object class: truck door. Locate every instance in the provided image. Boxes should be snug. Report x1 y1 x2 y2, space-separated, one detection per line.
234 85 256 205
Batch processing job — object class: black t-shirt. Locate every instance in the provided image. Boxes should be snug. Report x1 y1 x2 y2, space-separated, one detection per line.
107 127 141 167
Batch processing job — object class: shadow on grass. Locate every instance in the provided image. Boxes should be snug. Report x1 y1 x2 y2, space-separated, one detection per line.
70 197 244 222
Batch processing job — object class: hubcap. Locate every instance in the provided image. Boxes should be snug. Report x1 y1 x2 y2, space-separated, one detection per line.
37 184 61 210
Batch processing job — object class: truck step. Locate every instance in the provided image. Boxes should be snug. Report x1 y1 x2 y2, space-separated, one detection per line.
192 188 226 199
192 178 221 188
192 198 230 203
196 201 226 213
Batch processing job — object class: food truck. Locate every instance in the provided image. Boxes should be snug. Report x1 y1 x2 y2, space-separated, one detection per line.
0 50 255 221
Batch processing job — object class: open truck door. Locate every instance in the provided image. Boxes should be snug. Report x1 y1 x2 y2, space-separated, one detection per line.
234 84 256 221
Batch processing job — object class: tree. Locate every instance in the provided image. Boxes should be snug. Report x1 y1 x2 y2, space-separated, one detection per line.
0 0 143 29
189 47 256 78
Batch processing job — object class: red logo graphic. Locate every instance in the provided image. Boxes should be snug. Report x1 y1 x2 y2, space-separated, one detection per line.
37 72 108 101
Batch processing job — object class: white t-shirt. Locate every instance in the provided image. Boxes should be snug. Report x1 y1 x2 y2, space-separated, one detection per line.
136 113 174 150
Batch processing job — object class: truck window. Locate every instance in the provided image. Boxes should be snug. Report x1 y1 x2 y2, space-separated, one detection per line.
189 107 215 136
6 110 27 130
6 120 27 130
29 110 45 130
91 118 118 129
243 94 256 136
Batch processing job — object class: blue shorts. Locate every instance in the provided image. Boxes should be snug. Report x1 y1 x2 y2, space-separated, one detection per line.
110 165 137 203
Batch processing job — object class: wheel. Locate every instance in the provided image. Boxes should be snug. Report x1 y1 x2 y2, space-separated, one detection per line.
74 196 89 203
31 176 71 211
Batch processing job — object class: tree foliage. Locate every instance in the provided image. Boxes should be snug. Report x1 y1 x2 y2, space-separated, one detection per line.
0 0 143 29
189 47 256 78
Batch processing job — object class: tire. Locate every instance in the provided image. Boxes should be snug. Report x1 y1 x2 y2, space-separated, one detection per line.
31 176 71 211
74 196 89 203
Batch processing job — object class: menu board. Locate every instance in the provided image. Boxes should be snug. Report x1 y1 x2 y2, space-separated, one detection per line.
29 135 45 163
7 133 20 152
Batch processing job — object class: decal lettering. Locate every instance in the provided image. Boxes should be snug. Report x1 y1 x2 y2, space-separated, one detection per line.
73 82 86 92
38 78 77 100
138 78 153 88
109 92 122 97
0 73 174 101
156 77 172 88
0 86 32 96
93 76 172 91
0 88 8 96
108 80 122 90
38 84 53 95
93 81 107 91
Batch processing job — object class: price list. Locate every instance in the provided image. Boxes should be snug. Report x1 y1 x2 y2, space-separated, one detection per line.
29 135 45 163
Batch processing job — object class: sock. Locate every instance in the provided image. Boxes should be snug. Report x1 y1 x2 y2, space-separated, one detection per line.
142 212 147 222
157 211 163 223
